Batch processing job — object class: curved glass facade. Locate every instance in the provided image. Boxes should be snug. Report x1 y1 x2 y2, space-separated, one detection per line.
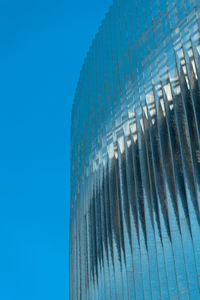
70 0 200 299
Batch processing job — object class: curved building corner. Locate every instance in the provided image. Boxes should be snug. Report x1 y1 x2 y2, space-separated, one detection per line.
70 0 200 299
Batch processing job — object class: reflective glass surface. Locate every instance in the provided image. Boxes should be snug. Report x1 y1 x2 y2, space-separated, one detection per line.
70 0 200 298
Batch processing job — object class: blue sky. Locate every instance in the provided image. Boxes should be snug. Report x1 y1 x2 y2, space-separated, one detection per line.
0 0 112 299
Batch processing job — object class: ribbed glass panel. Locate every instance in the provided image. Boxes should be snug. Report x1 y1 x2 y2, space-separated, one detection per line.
70 0 200 299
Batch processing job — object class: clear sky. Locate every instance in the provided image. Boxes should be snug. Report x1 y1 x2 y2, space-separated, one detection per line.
0 0 112 299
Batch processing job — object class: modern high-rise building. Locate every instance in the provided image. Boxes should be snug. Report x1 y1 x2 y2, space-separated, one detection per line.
70 0 200 299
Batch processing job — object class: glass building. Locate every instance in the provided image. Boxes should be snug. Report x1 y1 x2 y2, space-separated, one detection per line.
70 0 200 299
